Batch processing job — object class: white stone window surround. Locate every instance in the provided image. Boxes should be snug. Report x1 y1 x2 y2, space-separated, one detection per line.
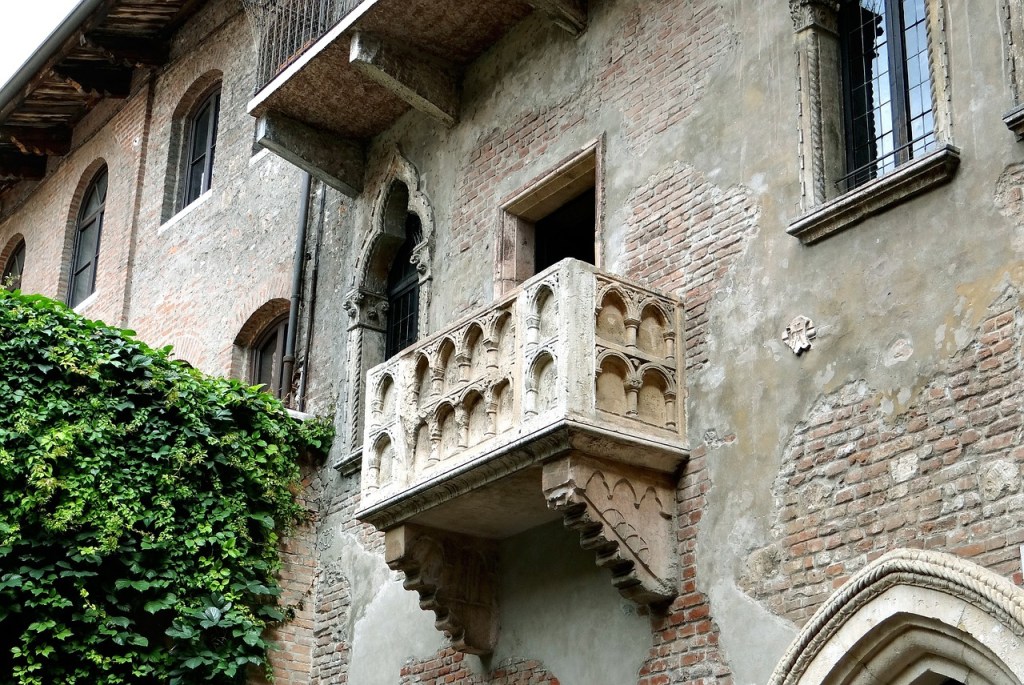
158 188 212 234
495 137 605 295
788 0 958 244
1002 0 1024 137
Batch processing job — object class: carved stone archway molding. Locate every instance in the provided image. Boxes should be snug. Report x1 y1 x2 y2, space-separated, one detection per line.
768 548 1024 685
337 146 435 473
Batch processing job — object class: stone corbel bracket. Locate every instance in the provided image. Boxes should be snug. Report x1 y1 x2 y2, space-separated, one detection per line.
542 453 676 606
385 524 499 655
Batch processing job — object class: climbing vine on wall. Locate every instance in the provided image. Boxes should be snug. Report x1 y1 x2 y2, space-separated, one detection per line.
0 291 332 684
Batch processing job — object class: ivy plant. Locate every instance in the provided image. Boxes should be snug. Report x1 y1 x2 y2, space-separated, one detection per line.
0 291 332 684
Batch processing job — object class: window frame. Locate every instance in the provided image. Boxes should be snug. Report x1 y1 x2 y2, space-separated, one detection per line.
788 0 957 244
68 168 108 308
249 314 289 400
838 0 936 190
2 238 25 290
496 138 603 295
181 89 220 209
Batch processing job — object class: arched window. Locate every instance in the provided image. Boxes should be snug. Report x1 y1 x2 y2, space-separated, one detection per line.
250 315 289 400
385 214 421 359
182 89 220 208
2 238 25 290
68 168 107 307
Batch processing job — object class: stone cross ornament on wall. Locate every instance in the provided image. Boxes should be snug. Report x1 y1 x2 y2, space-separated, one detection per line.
783 315 816 355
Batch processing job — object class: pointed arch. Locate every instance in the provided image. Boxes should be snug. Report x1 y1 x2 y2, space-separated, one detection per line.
768 548 1024 685
338 147 436 471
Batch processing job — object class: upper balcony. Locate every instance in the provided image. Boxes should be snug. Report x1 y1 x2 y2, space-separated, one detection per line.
355 259 688 653
241 0 588 196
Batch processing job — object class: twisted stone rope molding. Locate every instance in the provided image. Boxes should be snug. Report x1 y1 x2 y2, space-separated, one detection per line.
768 548 1024 685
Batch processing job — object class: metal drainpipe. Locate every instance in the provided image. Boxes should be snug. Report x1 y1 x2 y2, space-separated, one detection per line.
282 171 312 407
295 181 326 412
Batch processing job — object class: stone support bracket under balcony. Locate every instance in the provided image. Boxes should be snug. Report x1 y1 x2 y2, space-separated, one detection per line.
357 259 687 653
349 32 459 127
255 111 365 197
385 524 499 655
543 453 676 605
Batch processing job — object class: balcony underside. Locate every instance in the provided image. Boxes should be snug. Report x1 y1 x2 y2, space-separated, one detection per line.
357 416 686 536
247 0 588 194
249 0 533 140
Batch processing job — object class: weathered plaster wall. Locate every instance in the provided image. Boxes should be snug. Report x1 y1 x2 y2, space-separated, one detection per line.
4 0 1024 681
307 0 1024 683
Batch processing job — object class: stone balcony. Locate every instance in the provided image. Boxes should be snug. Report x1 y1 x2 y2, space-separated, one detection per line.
242 0 588 197
355 259 688 653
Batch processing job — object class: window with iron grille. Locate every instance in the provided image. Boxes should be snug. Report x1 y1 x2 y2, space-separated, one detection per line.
385 215 421 359
788 0 957 243
3 239 25 291
251 315 289 400
68 168 107 308
182 90 220 208
839 0 935 191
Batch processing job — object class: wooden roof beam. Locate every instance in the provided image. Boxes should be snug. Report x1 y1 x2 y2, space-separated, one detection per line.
81 31 169 67
0 126 72 156
53 65 133 99
0 152 46 181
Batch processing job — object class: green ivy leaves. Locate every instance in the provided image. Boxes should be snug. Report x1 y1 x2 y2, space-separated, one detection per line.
0 291 333 684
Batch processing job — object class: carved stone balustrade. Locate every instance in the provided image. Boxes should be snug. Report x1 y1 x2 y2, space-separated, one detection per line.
357 258 688 654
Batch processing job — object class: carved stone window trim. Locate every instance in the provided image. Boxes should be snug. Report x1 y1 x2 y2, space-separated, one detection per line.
335 148 434 474
767 548 1024 685
1002 0 1024 138
788 143 960 244
789 0 955 242
495 136 604 296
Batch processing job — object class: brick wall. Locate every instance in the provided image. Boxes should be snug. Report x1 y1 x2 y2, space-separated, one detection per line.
124 4 302 375
0 87 150 326
742 298 1024 625
621 163 760 373
400 650 559 685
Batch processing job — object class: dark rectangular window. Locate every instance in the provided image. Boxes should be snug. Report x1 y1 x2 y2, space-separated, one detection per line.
183 91 220 207
534 187 596 274
385 215 421 359
840 0 935 190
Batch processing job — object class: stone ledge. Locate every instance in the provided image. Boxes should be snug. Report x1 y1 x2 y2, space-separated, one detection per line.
788 144 961 245
1004 103 1024 140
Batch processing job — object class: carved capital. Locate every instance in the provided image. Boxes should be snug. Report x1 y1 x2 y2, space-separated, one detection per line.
385 525 498 654
542 454 676 606
790 0 839 32
344 288 388 330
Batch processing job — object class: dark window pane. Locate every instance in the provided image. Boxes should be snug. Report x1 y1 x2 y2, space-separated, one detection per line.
3 240 24 290
185 158 206 206
68 169 106 307
252 317 288 399
385 215 421 359
534 187 596 273
840 0 935 190
182 90 220 208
